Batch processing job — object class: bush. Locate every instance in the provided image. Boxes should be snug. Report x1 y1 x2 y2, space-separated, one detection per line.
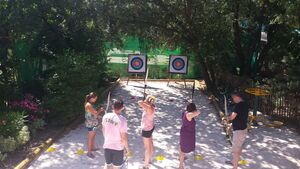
16 126 30 145
0 136 17 152
44 50 109 125
0 111 30 161
0 111 27 138
0 151 7 162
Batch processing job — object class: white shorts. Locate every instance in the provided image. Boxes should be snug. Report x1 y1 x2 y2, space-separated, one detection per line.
232 129 247 153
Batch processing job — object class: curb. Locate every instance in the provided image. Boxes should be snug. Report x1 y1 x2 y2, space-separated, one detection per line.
14 79 121 169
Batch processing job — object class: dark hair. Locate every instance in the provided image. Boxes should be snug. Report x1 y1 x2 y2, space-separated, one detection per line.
113 99 124 110
231 90 244 99
85 92 97 105
186 103 196 112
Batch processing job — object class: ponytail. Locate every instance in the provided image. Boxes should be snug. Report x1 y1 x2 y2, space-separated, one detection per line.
84 92 97 105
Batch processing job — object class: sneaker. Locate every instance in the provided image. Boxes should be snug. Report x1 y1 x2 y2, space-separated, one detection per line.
92 148 100 151
225 160 233 165
87 153 95 159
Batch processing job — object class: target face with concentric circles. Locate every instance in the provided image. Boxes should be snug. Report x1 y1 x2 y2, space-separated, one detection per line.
172 58 185 71
128 54 147 73
131 57 144 70
169 55 188 74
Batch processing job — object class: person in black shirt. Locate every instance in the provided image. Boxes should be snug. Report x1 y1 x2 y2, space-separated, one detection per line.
226 91 249 169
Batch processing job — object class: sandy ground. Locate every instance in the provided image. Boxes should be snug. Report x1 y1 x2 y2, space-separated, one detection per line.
28 81 300 169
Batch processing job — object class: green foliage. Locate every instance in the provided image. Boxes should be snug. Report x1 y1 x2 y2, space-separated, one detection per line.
0 136 17 153
29 119 46 136
44 50 108 125
0 111 30 161
0 111 27 138
0 151 7 162
16 126 30 145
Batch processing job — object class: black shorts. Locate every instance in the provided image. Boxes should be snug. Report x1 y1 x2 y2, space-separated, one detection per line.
87 125 98 131
142 126 155 138
104 148 124 167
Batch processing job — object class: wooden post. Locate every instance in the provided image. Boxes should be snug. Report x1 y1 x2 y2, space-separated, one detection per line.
167 74 172 86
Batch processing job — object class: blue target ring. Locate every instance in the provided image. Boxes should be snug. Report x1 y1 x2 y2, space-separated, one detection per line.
172 58 185 71
130 57 144 70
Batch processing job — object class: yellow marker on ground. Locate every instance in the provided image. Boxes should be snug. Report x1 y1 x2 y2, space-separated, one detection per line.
194 154 203 161
155 155 165 161
46 147 56 152
238 159 248 165
266 121 283 128
76 149 85 155
127 151 133 157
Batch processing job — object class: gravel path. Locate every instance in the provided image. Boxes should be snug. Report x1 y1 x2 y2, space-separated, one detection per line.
28 81 300 169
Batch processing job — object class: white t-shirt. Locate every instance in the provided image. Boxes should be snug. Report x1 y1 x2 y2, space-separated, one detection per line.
102 113 128 150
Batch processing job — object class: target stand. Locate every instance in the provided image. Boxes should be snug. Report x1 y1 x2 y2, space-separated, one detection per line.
167 74 187 88
127 54 147 85
167 55 188 88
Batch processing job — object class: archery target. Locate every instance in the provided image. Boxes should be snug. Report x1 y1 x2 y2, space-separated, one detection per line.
169 55 188 74
128 54 147 73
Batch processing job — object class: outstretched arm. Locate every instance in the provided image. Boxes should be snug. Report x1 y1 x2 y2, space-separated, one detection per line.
186 111 201 121
138 100 154 114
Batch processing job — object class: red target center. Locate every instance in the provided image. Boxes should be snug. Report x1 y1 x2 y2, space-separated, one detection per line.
175 61 182 67
134 61 140 66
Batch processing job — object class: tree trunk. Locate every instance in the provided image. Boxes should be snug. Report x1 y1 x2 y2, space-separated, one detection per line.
232 0 246 75
0 30 10 83
194 51 217 95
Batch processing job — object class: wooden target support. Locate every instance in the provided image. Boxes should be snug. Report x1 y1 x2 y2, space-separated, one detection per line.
167 74 186 88
126 73 139 85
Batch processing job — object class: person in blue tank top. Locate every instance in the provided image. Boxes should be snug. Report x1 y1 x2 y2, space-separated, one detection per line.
84 92 105 158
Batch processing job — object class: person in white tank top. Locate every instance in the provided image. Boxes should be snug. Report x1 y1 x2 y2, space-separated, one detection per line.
138 95 156 169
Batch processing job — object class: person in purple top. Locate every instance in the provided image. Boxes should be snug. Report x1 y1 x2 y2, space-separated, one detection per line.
179 103 201 169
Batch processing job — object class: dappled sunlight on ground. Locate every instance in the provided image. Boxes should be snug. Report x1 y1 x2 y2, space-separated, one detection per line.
28 81 300 169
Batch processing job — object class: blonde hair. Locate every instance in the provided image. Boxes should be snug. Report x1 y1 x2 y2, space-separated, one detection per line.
145 95 156 104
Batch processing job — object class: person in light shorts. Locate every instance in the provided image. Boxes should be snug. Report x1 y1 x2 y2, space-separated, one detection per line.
227 91 249 169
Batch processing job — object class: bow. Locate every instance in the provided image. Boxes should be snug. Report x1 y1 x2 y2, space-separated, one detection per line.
105 91 111 113
224 95 228 115
191 80 195 103
143 67 149 100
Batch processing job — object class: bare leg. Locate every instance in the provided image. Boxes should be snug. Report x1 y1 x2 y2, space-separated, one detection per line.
143 137 151 167
87 131 96 156
179 150 185 169
104 164 112 169
232 151 239 169
149 137 154 163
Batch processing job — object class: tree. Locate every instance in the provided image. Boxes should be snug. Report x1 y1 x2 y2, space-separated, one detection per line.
113 0 232 93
